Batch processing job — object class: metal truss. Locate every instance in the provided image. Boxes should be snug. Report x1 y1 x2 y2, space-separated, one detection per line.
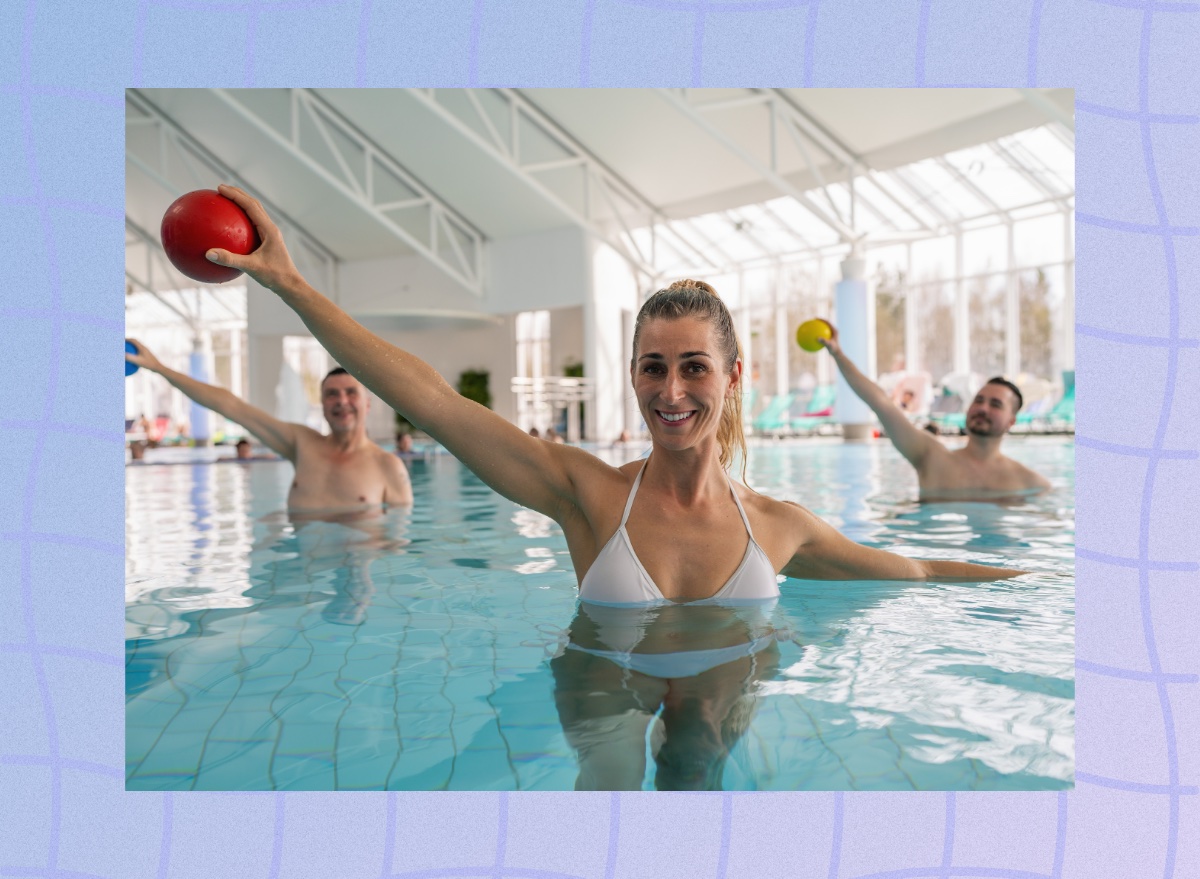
656 89 863 244
126 90 338 298
126 217 248 333
208 88 485 297
125 217 197 328
936 156 1011 222
404 88 726 282
987 138 1075 208
765 88 1070 228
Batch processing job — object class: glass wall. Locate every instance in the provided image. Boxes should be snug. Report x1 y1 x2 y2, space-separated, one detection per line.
691 228 1072 418
633 124 1074 419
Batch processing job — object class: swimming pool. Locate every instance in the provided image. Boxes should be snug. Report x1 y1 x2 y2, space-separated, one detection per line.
125 437 1073 791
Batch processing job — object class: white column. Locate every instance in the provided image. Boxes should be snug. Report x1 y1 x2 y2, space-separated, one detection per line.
188 331 214 445
954 231 970 376
583 289 597 442
904 243 919 372
247 332 284 415
623 307 638 435
834 255 875 440
230 325 244 400
774 277 788 398
815 257 832 386
1005 221 1020 377
737 270 753 423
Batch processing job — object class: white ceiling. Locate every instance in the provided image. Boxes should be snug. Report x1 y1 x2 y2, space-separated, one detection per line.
126 87 1072 275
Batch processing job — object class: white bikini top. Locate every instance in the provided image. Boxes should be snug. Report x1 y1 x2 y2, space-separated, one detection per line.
578 462 781 605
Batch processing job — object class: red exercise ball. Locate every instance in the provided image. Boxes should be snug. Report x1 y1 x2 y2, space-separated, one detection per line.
160 189 260 284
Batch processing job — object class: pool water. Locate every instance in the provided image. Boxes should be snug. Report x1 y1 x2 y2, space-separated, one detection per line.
125 437 1074 790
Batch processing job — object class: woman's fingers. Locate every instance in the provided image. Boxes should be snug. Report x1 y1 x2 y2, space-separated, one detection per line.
218 183 275 239
205 247 248 270
206 184 301 292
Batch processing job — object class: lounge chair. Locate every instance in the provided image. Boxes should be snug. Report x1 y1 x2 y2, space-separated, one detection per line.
1040 384 1075 432
791 384 837 435
753 393 795 437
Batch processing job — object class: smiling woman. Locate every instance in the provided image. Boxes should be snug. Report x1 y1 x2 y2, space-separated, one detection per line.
196 183 1029 789
204 183 1024 593
632 279 746 477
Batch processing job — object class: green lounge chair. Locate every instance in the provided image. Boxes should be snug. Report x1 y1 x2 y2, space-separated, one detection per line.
791 384 837 435
930 412 966 433
753 393 795 436
1043 384 1075 432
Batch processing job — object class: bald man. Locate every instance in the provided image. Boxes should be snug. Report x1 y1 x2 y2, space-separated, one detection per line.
126 339 412 510
819 324 1050 500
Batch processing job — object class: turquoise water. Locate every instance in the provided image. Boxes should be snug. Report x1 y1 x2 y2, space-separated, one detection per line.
125 437 1074 791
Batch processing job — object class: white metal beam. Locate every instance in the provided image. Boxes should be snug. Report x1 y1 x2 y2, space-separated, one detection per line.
936 156 1011 221
207 88 485 297
126 90 338 298
406 88 728 282
988 139 1074 206
656 88 860 244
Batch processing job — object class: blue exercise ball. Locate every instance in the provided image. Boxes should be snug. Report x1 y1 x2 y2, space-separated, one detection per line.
125 340 140 376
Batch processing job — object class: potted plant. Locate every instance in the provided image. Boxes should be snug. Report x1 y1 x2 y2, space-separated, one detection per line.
458 369 492 409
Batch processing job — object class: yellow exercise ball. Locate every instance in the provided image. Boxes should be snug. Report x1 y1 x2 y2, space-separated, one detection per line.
795 319 833 352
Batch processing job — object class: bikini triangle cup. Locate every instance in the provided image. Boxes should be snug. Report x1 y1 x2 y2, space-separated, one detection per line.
578 461 780 605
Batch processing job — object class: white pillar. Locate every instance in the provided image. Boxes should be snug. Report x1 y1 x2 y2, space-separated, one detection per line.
623 307 638 435
904 243 919 372
834 255 875 440
816 257 832 386
188 331 213 444
954 231 970 376
1005 221 1020 377
774 280 788 398
737 270 753 423
583 256 598 443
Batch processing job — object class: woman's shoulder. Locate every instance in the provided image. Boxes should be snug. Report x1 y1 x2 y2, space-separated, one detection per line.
554 445 639 500
739 485 820 529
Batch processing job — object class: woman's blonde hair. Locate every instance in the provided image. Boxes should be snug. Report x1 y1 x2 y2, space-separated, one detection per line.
632 279 748 479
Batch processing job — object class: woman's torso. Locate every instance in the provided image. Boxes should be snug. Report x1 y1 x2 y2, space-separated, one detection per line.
569 459 784 604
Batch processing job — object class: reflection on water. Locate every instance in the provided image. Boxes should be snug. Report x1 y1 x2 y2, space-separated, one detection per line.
126 439 1073 790
552 600 784 790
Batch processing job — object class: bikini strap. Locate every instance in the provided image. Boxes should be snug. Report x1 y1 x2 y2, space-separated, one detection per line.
726 473 755 538
619 462 647 527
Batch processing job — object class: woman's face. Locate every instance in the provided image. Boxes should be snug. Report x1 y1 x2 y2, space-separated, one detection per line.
632 316 739 453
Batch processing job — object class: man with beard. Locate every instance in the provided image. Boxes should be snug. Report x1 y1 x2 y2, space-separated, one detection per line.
819 324 1050 499
126 340 412 509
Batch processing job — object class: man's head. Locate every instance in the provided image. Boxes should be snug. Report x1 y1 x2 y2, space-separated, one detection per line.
966 377 1023 438
395 432 413 453
235 438 252 459
321 366 369 435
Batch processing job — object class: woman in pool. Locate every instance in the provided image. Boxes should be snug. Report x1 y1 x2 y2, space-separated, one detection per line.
207 185 1023 788
208 185 1020 598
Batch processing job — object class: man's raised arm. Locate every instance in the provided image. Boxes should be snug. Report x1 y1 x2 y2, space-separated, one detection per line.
126 338 302 461
820 324 938 469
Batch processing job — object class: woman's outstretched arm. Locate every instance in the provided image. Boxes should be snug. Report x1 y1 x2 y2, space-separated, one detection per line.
779 502 1025 582
205 184 587 520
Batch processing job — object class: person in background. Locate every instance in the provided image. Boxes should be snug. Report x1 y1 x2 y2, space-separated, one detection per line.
819 322 1050 499
125 340 412 509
